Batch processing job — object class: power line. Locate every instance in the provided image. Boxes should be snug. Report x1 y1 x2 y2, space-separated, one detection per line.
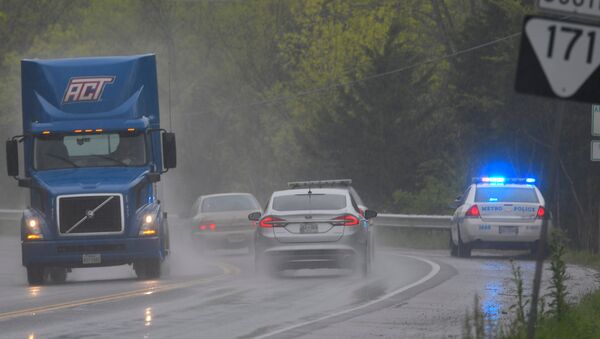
211 31 523 113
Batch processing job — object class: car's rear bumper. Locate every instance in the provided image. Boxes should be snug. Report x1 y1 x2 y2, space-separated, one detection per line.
459 218 542 244
260 244 360 269
22 237 163 268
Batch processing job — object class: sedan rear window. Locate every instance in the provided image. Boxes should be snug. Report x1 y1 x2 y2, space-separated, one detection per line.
272 194 346 211
201 196 257 212
475 187 539 203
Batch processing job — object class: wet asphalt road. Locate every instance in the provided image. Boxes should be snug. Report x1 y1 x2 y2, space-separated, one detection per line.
0 235 597 339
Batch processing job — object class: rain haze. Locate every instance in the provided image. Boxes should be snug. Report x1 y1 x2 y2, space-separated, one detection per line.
0 1 599 339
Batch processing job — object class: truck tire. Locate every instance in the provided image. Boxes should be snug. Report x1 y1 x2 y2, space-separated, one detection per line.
27 265 44 285
49 267 67 284
134 259 161 280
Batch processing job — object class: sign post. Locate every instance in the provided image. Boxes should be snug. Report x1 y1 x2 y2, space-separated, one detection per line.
516 8 600 339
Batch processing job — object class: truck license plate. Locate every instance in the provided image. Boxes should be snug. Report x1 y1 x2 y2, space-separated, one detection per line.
82 253 101 264
499 226 519 235
300 223 318 234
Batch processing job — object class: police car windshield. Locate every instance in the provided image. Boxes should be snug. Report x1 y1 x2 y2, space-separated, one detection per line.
34 132 146 170
475 187 539 203
273 194 346 211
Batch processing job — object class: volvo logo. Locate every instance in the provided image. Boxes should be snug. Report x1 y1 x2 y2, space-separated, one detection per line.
86 210 95 219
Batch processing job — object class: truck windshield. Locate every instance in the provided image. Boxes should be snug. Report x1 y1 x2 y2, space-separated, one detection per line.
34 132 147 170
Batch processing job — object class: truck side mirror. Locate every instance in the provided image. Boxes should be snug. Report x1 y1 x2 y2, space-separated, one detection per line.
6 140 19 177
162 132 177 170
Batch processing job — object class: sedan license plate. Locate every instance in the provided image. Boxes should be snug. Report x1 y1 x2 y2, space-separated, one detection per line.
499 226 519 235
300 223 318 234
82 253 101 265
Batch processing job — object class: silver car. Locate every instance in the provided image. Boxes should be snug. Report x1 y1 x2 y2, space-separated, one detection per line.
450 177 546 257
190 193 262 252
249 187 377 276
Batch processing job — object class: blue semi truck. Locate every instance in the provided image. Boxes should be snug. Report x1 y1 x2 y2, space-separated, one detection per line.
5 54 177 285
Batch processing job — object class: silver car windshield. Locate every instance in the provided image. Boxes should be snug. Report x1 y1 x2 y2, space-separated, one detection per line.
34 132 147 170
201 196 257 212
475 187 539 203
273 194 346 211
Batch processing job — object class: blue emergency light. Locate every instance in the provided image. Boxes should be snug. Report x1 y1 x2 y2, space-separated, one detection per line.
473 177 536 184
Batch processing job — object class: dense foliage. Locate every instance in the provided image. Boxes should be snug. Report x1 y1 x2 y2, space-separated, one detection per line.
0 0 598 250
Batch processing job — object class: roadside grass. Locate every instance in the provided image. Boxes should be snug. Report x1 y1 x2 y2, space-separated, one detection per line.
463 234 600 339
563 250 600 273
374 227 449 250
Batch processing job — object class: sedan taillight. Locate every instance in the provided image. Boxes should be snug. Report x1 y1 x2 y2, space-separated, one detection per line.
536 206 545 219
465 204 481 218
259 216 286 228
332 214 360 226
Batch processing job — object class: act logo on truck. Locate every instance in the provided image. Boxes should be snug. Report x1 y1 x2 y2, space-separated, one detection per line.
62 76 115 104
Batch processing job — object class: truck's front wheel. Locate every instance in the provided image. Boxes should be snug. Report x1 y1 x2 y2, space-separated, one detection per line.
134 259 161 280
49 267 67 284
26 265 44 285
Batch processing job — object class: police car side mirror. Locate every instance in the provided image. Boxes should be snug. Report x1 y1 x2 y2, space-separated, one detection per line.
449 201 459 209
248 211 262 221
364 209 377 220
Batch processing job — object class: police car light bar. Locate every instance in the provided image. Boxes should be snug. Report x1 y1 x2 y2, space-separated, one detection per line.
472 177 536 184
288 179 352 188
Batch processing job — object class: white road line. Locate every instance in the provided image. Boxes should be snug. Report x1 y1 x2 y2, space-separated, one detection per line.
254 253 441 339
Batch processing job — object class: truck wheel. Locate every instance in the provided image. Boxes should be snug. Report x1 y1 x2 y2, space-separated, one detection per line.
134 259 161 280
27 265 45 285
49 268 67 284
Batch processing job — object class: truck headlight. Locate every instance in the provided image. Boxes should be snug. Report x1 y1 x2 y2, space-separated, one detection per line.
139 213 157 236
25 218 43 240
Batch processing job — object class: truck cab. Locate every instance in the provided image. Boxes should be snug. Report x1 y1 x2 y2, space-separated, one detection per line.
5 54 176 285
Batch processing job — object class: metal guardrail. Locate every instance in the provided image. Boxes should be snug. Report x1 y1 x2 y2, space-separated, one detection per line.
372 213 452 230
0 209 23 222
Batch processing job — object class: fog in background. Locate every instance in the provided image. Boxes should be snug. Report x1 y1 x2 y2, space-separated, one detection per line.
0 1 598 251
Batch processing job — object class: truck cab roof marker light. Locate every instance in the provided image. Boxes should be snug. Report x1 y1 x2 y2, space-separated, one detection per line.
74 129 82 133
41 131 51 135
127 128 135 132
95 129 103 132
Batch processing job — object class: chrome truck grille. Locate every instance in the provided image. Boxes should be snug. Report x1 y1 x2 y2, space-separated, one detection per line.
57 194 124 235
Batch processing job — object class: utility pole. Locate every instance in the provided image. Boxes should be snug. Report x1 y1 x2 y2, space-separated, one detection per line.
527 101 564 339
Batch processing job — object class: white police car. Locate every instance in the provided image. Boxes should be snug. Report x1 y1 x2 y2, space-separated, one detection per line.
450 177 546 257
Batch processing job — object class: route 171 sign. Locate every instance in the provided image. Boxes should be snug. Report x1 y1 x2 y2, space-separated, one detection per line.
515 15 600 103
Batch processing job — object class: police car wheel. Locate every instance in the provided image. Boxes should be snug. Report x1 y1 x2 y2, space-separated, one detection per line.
26 265 45 285
449 237 458 257
456 226 471 258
